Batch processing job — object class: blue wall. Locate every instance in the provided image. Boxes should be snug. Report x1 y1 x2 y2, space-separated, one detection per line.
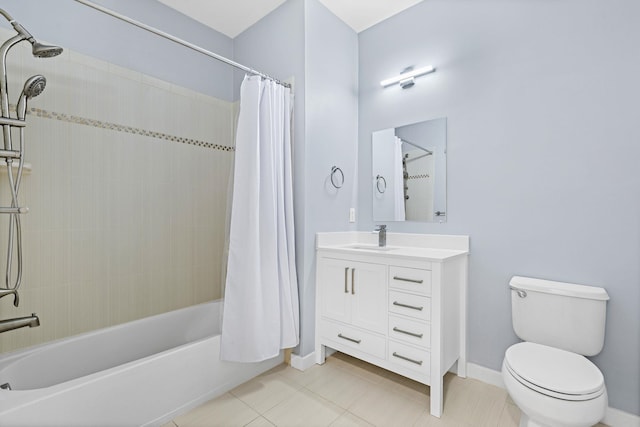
303 0 359 356
358 0 640 415
0 0 234 101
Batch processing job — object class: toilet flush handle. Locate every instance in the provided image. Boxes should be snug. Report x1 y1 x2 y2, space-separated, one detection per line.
510 286 527 298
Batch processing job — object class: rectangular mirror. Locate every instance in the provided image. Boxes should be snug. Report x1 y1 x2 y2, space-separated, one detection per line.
372 117 446 223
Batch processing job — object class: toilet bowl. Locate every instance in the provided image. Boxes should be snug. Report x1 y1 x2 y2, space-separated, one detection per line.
504 276 610 427
502 342 607 427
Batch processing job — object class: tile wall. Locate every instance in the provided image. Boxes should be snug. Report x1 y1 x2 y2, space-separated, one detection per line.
404 148 434 222
0 28 235 353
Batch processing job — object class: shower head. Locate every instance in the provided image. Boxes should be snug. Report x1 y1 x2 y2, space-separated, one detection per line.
0 11 63 58
31 42 63 58
17 75 46 120
13 23 64 58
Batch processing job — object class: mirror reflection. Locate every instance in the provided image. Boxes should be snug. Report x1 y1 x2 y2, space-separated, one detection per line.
372 117 446 223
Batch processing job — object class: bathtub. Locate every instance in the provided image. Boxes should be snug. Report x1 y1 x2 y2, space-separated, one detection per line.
0 300 283 426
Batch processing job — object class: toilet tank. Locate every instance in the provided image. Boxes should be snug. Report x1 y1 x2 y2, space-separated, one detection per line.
510 276 609 356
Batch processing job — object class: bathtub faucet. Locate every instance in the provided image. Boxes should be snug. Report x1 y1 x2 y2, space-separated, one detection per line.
0 313 39 334
0 288 19 306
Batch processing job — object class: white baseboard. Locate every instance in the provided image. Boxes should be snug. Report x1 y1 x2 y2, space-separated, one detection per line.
290 351 316 371
291 349 337 371
467 362 505 388
604 406 640 427
467 363 639 427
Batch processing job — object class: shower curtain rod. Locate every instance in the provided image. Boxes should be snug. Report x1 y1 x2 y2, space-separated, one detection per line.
73 0 291 89
400 138 433 155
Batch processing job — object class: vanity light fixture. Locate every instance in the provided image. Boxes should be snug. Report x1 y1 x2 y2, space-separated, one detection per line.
380 65 435 89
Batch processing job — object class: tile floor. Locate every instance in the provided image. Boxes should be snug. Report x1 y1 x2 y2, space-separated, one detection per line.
163 352 608 427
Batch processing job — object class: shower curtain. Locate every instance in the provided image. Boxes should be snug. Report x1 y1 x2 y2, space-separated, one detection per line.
220 75 299 363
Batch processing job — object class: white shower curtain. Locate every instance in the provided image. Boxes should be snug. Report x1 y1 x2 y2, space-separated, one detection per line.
220 75 300 362
393 137 406 221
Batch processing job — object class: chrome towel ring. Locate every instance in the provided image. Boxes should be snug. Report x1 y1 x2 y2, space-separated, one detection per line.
375 175 387 193
330 166 344 189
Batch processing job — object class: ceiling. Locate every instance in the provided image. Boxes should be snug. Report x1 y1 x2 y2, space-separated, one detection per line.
157 0 424 38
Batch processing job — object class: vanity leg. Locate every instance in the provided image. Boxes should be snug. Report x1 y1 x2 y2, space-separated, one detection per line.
430 375 443 418
315 343 326 365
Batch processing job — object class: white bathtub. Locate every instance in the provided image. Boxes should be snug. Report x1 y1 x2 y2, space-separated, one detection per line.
0 300 283 426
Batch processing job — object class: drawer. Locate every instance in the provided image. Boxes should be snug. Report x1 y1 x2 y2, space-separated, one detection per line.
388 340 430 374
319 320 386 359
388 315 431 349
388 290 431 321
389 266 432 295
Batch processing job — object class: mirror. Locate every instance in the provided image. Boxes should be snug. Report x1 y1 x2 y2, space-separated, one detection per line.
372 117 446 223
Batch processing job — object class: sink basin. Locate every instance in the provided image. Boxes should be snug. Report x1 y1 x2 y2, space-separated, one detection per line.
345 244 397 252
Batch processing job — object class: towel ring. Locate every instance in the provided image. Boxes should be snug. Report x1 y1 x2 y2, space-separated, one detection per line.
330 166 344 189
376 175 387 193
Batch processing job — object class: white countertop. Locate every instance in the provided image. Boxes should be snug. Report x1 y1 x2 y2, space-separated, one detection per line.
316 232 469 262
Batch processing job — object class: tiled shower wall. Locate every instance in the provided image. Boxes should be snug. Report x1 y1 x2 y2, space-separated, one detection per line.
0 28 235 353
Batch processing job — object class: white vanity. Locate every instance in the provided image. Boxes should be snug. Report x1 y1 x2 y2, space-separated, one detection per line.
314 232 469 418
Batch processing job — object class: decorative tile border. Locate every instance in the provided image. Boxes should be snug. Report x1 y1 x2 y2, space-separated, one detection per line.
408 174 430 180
17 106 235 152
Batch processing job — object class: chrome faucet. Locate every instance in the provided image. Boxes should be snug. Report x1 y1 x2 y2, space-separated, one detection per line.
375 225 387 247
0 313 39 334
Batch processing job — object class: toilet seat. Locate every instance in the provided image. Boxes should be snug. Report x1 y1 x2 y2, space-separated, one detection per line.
505 342 605 401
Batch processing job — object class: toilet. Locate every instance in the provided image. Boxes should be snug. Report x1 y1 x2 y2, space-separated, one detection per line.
502 276 609 427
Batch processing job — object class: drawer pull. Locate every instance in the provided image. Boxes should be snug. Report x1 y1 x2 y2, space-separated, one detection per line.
338 333 361 344
392 352 423 366
393 301 424 311
393 276 424 284
344 267 349 293
393 327 423 339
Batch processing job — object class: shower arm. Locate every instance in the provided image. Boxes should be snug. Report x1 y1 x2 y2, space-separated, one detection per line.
0 9 14 23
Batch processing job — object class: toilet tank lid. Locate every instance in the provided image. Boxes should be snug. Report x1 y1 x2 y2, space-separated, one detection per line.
509 276 609 301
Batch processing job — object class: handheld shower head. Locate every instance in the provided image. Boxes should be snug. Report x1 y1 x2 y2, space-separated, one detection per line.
23 75 46 98
17 75 46 120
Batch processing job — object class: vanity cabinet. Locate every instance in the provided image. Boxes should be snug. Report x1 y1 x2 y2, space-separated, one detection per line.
315 238 468 418
318 258 387 335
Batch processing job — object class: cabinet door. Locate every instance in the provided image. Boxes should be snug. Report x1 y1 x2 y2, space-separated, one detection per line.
317 257 352 324
350 261 387 333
